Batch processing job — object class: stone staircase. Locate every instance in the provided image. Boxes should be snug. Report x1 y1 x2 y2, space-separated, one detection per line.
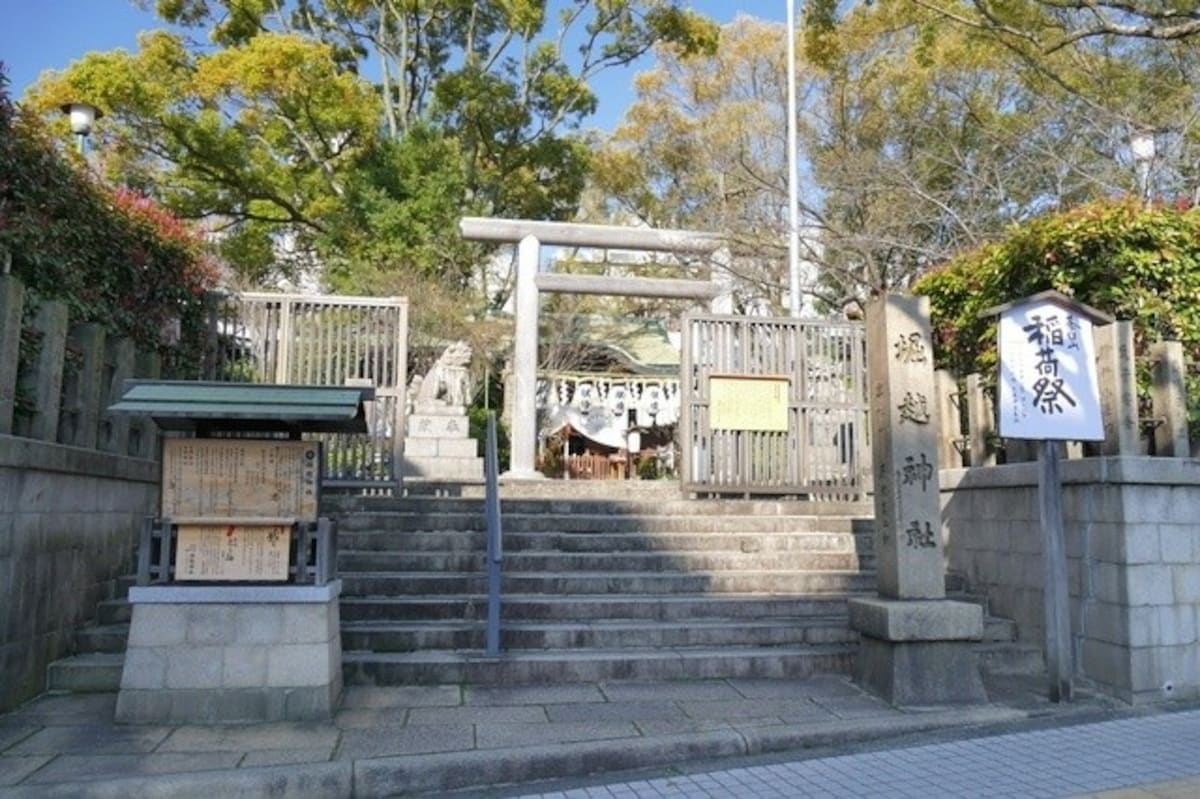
334 492 876 685
43 485 1041 692
44 574 135 693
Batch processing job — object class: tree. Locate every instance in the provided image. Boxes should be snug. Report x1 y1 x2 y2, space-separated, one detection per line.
25 31 381 286
905 0 1200 54
0 66 217 371
914 197 1200 431
595 6 1200 313
26 1 717 309
592 16 803 314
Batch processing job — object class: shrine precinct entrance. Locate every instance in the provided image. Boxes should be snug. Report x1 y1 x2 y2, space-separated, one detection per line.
459 217 870 497
201 291 409 493
460 218 726 481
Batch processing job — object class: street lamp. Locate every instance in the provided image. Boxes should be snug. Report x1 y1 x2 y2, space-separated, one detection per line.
1130 129 1156 205
60 102 103 155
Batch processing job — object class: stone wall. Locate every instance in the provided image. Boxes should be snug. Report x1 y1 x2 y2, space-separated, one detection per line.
0 434 157 711
941 457 1200 704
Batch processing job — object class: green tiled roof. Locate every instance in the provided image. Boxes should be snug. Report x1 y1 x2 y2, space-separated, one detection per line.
109 381 374 434
548 316 679 375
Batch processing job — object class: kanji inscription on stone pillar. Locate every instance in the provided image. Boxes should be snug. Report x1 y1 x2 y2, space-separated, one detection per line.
866 294 945 600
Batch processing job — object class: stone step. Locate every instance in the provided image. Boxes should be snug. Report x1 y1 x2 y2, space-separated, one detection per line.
337 549 874 573
327 495 872 518
46 652 124 693
97 599 132 626
335 512 873 534
114 574 137 599
984 616 1018 643
74 623 130 654
64 610 1000 654
339 594 858 623
338 530 874 554
341 617 858 653
342 644 857 686
976 642 1045 675
341 570 877 597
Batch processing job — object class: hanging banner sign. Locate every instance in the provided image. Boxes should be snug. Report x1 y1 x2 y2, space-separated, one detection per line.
994 293 1107 441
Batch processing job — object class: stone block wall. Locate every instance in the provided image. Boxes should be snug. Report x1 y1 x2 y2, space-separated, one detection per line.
941 457 1200 704
0 434 157 711
116 585 343 723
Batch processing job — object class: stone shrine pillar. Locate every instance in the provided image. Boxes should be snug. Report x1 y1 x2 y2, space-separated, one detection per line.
850 294 986 705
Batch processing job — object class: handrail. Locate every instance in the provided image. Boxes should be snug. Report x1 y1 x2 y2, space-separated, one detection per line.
484 411 503 656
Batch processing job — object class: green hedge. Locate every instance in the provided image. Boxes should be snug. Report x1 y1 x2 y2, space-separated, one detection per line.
914 197 1200 434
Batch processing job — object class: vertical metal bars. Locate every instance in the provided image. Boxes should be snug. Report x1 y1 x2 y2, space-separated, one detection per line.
204 292 408 493
681 313 869 497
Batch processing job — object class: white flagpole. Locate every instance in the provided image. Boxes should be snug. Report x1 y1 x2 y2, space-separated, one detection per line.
786 0 802 317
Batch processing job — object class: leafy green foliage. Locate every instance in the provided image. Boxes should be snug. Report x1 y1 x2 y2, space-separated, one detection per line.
29 1 719 317
24 31 381 287
468 406 511 473
321 126 477 294
914 198 1200 430
0 66 217 371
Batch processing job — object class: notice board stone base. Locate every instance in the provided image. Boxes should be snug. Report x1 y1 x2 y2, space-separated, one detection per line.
115 582 342 724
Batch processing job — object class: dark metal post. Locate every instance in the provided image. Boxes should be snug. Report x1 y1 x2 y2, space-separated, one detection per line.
485 412 503 656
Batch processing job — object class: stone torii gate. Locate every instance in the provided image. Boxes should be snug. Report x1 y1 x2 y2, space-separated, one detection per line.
459 217 726 479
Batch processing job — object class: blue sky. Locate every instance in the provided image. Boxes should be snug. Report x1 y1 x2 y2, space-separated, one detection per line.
0 1 784 131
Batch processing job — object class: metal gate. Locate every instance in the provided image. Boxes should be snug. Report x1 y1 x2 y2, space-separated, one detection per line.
681 313 869 497
203 291 408 492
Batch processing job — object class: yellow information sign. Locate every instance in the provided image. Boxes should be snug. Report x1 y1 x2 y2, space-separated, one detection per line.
709 375 790 432
161 439 319 521
174 524 291 582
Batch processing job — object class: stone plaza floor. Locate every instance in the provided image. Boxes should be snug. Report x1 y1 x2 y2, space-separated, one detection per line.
1 673 1198 797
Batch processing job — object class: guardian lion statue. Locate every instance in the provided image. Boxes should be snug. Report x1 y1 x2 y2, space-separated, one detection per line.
411 341 472 412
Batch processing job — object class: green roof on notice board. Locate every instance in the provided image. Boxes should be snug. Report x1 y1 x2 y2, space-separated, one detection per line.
108 381 375 435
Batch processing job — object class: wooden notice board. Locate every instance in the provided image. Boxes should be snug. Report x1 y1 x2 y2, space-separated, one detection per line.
161 439 319 521
709 375 790 432
175 524 291 582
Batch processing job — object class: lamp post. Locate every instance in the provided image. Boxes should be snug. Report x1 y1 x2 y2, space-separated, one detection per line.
60 102 102 155
1130 129 1156 206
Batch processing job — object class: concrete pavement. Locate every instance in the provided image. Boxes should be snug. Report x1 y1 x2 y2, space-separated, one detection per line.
0 672 1189 798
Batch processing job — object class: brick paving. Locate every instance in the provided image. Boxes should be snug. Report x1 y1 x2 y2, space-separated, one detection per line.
510 709 1200 799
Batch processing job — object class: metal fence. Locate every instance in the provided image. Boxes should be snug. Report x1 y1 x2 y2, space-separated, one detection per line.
681 314 869 497
203 291 408 492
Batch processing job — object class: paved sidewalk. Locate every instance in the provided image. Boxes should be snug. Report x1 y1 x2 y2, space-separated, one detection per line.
0 673 1170 798
502 708 1200 799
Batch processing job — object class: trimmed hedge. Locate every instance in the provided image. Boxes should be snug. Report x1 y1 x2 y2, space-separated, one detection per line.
915 197 1200 434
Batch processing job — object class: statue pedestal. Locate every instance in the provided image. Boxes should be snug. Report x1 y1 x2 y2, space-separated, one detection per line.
850 598 987 706
402 406 483 481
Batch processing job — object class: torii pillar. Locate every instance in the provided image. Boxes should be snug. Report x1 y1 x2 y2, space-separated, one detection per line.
460 218 725 479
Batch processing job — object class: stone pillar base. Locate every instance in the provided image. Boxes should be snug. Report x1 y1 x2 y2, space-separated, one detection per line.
405 410 483 480
849 598 987 706
116 582 342 724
